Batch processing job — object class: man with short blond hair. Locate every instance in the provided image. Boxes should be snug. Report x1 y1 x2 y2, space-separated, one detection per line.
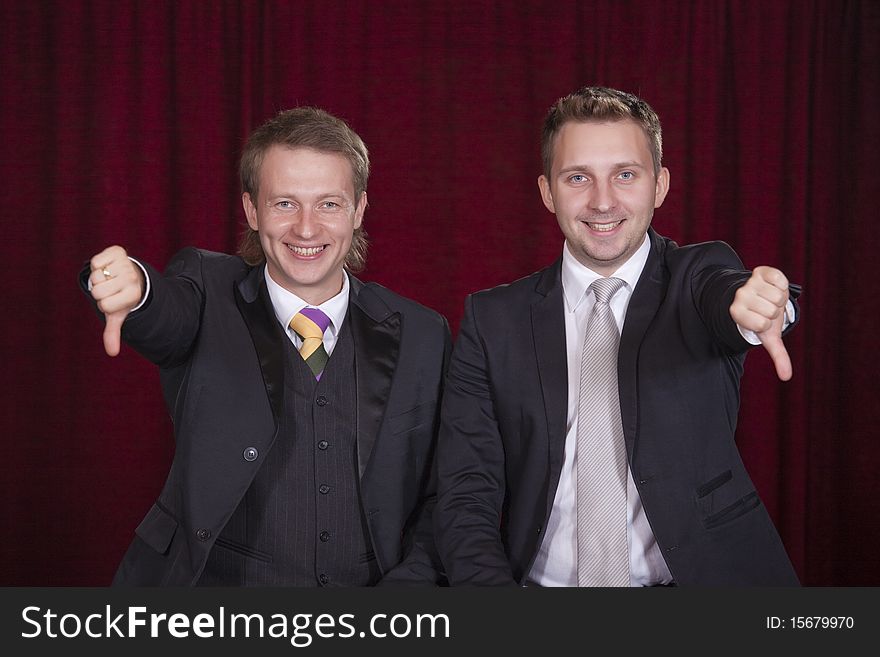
436 86 800 587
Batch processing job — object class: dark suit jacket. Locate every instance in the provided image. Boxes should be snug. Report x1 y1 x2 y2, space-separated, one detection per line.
434 229 800 586
87 248 450 586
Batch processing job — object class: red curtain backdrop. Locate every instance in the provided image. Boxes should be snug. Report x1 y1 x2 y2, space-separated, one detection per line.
1 0 877 585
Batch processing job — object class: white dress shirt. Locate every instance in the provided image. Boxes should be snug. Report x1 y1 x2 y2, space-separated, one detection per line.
264 267 350 356
527 236 674 587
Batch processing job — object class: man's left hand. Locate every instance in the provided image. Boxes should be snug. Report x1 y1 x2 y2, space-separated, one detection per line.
729 266 792 381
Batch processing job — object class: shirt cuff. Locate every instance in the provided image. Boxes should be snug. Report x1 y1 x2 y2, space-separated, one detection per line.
128 258 150 311
85 257 150 311
737 300 796 345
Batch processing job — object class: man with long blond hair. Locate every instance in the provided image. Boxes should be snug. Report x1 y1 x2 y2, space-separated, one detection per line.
84 107 450 586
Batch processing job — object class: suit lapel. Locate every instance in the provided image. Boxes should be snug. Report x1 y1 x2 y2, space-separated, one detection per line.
530 260 569 492
618 229 669 459
349 276 401 480
234 266 285 425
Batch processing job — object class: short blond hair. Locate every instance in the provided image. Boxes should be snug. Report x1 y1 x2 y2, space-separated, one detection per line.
541 86 663 178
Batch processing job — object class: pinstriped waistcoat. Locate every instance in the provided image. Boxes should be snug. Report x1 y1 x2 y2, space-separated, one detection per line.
198 319 378 586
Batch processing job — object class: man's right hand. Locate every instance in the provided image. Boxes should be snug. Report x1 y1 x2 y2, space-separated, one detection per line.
88 246 145 356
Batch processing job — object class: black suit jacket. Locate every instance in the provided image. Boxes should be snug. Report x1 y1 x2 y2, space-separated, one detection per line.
435 229 800 586
88 248 450 586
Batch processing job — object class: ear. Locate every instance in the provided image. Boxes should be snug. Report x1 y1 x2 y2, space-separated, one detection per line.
242 193 259 230
353 192 367 230
654 167 670 209
538 175 555 213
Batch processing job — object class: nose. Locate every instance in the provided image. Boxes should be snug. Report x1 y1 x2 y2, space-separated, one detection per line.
589 180 616 214
290 206 317 238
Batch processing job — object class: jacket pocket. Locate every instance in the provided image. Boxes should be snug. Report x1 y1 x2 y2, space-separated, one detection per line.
703 492 761 529
213 536 273 563
134 503 179 555
696 469 761 530
696 470 732 498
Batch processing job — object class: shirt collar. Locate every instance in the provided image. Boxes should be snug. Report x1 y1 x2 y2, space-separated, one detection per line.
561 233 651 312
263 266 350 337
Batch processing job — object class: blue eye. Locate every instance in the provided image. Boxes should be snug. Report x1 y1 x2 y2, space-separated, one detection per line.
569 174 587 183
619 171 634 180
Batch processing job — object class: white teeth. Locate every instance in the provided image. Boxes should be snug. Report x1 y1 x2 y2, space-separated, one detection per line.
288 245 324 256
588 221 623 232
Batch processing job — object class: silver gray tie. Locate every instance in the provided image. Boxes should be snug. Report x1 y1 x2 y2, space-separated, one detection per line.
576 276 629 587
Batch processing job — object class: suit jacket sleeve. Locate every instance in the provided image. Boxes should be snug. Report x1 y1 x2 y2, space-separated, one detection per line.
690 242 801 353
434 294 518 586
378 317 453 586
80 248 206 368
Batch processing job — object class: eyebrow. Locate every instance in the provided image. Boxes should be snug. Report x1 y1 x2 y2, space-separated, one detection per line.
266 191 351 200
558 161 648 175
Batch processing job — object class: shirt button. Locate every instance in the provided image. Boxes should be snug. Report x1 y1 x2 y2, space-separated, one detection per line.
243 447 258 462
319 530 331 542
316 396 328 407
319 484 330 494
318 440 329 450
318 573 329 585
196 528 211 541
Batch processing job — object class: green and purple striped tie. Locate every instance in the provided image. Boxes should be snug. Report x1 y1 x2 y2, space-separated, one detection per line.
290 308 330 380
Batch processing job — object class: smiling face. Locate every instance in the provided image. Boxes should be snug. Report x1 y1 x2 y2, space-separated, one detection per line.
538 119 670 276
242 145 366 304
